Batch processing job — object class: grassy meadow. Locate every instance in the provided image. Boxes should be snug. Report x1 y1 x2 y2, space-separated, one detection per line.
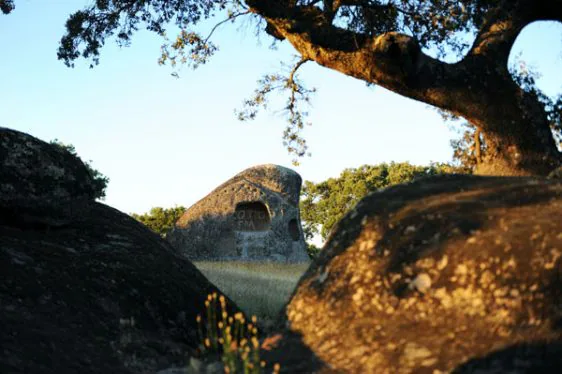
193 261 309 324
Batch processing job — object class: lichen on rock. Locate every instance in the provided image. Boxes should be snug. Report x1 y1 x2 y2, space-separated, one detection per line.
274 174 562 373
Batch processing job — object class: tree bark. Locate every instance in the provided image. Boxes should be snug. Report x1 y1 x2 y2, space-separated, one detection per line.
245 0 562 176
460 82 561 176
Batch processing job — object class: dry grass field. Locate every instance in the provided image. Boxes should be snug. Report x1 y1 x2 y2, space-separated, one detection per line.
193 261 309 323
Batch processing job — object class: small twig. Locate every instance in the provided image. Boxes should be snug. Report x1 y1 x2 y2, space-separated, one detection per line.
287 58 312 116
288 58 311 86
204 11 251 43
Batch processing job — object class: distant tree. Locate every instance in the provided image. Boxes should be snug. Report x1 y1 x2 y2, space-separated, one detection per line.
130 206 187 238
300 162 467 242
306 243 321 259
54 0 562 175
50 139 110 200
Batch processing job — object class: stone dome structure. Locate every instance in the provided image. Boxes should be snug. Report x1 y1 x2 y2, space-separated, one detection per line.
167 164 310 263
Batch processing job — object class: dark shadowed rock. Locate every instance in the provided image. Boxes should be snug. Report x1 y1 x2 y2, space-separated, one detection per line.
0 127 98 228
1 129 238 374
167 164 309 263
274 175 562 373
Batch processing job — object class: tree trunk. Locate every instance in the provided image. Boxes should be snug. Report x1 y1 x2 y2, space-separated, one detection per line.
246 0 562 176
459 81 561 176
472 129 560 177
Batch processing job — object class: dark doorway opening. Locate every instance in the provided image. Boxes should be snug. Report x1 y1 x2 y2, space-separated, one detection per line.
234 201 270 231
288 219 300 241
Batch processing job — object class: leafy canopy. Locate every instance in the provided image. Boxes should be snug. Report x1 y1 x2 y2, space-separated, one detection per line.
56 1 498 67
49 0 529 163
5 1 559 169
130 206 187 237
300 162 468 242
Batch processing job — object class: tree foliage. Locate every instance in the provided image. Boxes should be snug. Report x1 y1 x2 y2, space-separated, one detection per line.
130 206 187 238
50 139 110 200
306 243 322 259
57 0 239 68
236 58 316 163
0 0 13 14
300 162 468 242
11 0 562 174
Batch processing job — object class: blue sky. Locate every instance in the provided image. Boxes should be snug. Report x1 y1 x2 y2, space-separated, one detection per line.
1 1 561 215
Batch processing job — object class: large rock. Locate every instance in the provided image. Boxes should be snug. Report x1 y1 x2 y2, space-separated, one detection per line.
0 127 98 228
1 128 238 373
275 175 562 373
167 164 309 263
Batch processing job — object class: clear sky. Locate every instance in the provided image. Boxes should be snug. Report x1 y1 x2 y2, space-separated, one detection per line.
1 1 561 215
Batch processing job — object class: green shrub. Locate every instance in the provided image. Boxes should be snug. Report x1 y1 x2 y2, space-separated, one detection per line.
49 139 109 200
130 206 186 237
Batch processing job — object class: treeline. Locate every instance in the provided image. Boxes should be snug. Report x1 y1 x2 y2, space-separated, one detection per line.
300 162 469 257
128 162 469 257
130 206 187 238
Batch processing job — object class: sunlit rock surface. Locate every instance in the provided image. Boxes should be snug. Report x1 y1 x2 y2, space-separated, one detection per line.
270 174 562 373
168 164 309 263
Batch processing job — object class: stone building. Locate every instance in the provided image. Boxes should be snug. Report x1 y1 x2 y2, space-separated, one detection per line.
167 164 310 262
